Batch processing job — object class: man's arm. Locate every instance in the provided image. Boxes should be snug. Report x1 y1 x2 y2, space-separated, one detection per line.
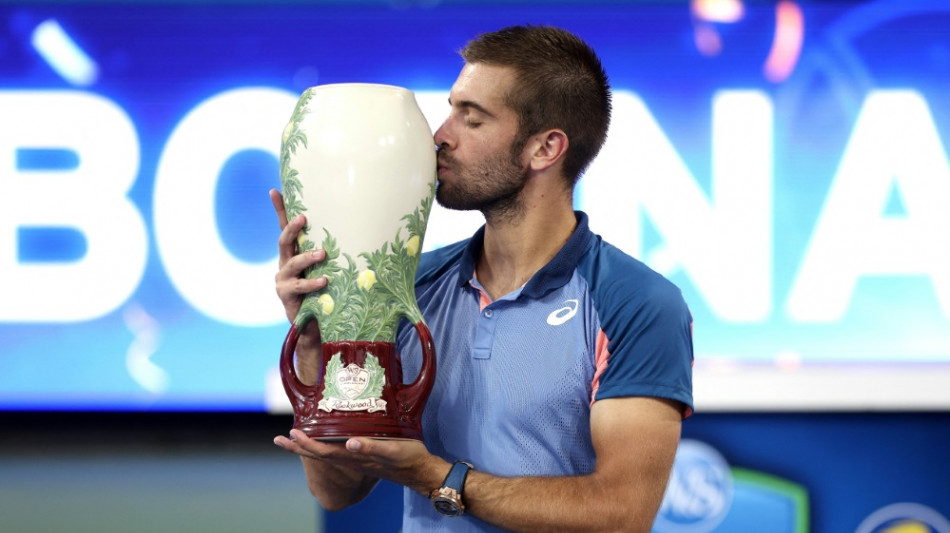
463 396 682 533
275 432 382 511
307 395 682 532
269 189 381 511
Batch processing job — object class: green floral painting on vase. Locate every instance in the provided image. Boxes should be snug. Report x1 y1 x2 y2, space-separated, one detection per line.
280 87 435 343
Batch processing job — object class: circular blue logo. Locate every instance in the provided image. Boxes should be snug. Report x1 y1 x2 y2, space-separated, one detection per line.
654 439 734 533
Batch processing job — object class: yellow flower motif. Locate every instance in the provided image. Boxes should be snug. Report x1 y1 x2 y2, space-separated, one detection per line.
281 121 295 144
357 269 377 291
406 235 421 257
317 293 334 315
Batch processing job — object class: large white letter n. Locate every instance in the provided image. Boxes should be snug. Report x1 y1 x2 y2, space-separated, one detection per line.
583 91 773 323
0 91 146 322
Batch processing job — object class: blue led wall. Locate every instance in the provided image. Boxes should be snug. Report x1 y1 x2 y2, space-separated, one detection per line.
1 1 948 411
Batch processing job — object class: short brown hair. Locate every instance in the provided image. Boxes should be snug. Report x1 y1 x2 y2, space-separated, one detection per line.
461 25 612 186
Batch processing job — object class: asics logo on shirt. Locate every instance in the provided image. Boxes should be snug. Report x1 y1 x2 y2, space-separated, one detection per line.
547 299 579 326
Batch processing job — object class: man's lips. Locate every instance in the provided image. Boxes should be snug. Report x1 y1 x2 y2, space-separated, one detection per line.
436 157 453 175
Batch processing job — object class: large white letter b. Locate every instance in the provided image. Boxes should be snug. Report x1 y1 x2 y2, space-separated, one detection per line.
0 91 146 322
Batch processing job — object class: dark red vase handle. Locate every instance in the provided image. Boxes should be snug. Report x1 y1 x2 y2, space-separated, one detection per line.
279 317 319 411
396 321 437 420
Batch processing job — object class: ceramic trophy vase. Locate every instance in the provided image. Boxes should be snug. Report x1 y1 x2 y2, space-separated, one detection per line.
279 83 437 441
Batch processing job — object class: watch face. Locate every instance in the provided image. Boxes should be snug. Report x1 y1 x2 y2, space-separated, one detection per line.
432 497 462 517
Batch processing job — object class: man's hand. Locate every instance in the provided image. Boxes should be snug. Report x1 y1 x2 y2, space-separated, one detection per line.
270 189 327 323
274 430 450 502
270 188 324 384
273 431 380 511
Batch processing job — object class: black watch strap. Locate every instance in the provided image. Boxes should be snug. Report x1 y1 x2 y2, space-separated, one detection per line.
442 460 473 494
431 460 474 517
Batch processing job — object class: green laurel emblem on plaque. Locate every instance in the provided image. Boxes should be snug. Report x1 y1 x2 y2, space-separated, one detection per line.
318 353 388 413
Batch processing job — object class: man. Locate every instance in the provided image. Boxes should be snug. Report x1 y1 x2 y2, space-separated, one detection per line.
272 25 693 533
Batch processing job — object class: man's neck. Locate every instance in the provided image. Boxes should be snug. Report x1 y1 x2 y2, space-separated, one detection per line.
475 197 577 301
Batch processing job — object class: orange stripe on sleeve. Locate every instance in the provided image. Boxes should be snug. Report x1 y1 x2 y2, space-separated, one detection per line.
590 329 610 405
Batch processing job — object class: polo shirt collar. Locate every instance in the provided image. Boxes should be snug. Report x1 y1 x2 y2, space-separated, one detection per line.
456 211 594 299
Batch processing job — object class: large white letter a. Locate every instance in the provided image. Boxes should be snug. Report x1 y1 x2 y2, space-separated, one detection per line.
788 90 950 322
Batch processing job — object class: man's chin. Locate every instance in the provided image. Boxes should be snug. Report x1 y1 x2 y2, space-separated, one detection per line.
435 192 474 212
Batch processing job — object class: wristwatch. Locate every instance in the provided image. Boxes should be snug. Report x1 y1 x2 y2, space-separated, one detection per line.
430 460 474 517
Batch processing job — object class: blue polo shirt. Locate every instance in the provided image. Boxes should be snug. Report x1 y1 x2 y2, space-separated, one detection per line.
396 211 694 532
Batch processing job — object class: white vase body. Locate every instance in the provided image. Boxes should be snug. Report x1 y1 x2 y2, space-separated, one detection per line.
278 83 437 441
280 83 436 343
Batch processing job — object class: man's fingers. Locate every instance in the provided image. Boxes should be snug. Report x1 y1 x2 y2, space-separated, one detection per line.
274 250 327 323
274 272 326 320
277 214 307 265
274 435 321 460
269 189 289 229
291 275 327 294
344 437 412 461
346 437 388 456
275 250 327 283
274 435 308 456
275 431 347 460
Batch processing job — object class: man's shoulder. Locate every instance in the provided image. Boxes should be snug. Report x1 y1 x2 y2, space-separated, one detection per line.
578 234 686 310
415 238 471 285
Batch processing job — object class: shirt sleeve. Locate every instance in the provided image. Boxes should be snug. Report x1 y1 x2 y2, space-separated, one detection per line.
583 241 694 417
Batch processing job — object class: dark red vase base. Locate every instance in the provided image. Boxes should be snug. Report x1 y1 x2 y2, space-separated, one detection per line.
280 335 428 442
294 418 423 442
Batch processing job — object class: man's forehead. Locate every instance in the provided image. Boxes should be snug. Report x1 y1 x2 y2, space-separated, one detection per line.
448 62 516 111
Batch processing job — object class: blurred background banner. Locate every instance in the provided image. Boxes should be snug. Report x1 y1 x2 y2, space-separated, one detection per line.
2 0 949 412
1 1 948 532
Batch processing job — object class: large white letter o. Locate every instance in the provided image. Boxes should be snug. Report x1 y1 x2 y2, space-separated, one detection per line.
154 87 297 325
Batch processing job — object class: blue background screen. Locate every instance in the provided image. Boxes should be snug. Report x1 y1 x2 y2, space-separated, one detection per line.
1 1 948 411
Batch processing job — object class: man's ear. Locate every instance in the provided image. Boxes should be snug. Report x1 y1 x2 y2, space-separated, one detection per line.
526 129 569 172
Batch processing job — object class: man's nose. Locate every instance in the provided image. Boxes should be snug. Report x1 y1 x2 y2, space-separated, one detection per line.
433 122 454 151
